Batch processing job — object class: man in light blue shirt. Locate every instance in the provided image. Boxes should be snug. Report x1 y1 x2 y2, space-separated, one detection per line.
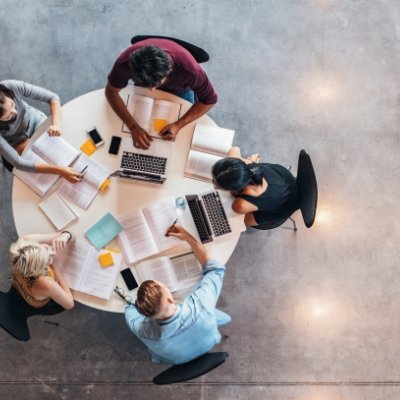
124 225 231 365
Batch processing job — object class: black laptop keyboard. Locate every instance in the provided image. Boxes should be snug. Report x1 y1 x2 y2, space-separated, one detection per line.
202 192 231 237
186 195 212 243
121 151 167 175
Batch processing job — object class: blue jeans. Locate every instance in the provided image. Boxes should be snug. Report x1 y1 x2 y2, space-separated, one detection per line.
175 90 195 104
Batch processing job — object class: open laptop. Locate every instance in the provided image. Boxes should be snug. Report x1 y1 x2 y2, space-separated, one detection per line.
111 137 173 184
178 190 246 243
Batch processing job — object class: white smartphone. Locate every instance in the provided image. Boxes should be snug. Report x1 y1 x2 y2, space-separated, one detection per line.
86 126 104 147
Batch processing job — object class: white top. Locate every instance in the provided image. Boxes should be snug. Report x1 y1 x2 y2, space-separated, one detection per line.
11 86 241 313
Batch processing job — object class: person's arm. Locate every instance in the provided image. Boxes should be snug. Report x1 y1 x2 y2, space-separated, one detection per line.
228 146 260 164
47 99 62 136
125 304 146 334
232 197 258 214
35 163 83 183
166 225 211 265
23 231 74 251
35 273 74 310
105 83 152 149
159 102 214 141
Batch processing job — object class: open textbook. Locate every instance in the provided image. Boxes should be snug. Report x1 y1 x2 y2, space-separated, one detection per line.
118 197 181 264
122 94 181 135
134 252 202 292
184 123 235 182
56 154 110 210
13 133 80 197
54 241 123 300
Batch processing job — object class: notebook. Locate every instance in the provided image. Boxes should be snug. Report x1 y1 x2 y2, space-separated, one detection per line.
85 212 123 250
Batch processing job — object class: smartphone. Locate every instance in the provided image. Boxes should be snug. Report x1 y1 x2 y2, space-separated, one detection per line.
108 135 122 155
86 126 104 147
120 268 139 291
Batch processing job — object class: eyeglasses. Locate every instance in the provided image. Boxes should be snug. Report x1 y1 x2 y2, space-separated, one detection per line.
114 286 134 305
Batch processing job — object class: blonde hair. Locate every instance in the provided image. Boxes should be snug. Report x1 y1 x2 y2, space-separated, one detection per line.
9 238 49 277
136 280 163 317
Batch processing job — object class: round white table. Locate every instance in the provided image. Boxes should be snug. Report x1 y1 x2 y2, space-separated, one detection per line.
12 87 241 312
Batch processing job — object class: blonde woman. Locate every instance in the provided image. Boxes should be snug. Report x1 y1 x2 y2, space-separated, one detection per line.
10 231 75 310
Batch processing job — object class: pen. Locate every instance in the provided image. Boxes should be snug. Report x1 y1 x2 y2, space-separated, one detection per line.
165 219 178 237
80 165 88 175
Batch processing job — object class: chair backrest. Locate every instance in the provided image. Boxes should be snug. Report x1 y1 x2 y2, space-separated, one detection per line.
0 286 64 341
296 150 318 228
131 35 210 63
153 352 228 385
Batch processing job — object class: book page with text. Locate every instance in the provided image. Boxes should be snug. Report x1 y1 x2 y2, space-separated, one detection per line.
134 256 180 292
57 155 110 209
184 149 222 182
191 123 234 156
79 251 122 300
13 150 60 197
150 99 181 135
143 198 181 252
32 133 80 166
122 94 154 133
118 209 158 264
170 252 203 291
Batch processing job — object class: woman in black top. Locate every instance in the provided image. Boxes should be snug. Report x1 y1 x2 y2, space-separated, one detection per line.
211 147 299 229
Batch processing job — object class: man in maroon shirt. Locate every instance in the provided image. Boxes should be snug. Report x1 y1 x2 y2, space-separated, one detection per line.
105 38 218 149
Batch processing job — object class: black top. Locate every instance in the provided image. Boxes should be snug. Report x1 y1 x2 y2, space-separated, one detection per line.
236 163 299 228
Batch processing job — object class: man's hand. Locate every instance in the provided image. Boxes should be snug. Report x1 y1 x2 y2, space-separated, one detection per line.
166 224 192 241
48 125 62 136
159 122 180 141
130 125 153 149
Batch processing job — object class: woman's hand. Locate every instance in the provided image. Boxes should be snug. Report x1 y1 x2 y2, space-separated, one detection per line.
48 125 62 136
52 231 74 252
247 153 261 163
165 224 192 241
61 167 83 183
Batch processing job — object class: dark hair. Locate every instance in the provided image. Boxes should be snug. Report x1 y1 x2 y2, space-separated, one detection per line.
0 84 15 119
135 280 163 317
129 46 171 88
212 157 263 191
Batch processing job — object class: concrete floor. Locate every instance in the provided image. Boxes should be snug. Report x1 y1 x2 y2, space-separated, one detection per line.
1 0 400 399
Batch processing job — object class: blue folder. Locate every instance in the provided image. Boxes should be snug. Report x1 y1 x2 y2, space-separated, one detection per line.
85 212 123 250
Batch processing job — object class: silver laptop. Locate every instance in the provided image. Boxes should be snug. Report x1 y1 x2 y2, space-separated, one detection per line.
112 137 173 184
179 190 246 243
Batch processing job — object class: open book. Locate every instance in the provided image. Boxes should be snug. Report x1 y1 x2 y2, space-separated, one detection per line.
122 94 181 136
54 241 123 300
13 133 80 197
118 197 181 264
56 154 110 210
134 252 202 292
184 123 235 182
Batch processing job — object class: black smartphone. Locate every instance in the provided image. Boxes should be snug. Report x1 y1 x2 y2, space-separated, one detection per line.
108 135 122 155
86 126 104 147
120 268 138 291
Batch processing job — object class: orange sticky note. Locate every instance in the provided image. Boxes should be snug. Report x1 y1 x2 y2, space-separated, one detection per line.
98 252 114 268
80 139 97 156
99 178 110 191
153 118 168 132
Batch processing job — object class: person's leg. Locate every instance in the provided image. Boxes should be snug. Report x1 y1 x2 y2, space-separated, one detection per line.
25 106 47 138
215 308 231 327
174 90 195 104
14 139 29 155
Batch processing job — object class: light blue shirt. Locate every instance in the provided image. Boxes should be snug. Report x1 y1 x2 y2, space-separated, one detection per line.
125 259 226 364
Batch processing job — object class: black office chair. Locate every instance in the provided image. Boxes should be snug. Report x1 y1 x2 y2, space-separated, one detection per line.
131 35 210 64
1 156 14 172
254 149 318 231
153 352 228 385
0 285 65 341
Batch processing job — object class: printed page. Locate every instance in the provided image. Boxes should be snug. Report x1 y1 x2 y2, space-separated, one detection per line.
149 99 181 135
191 123 235 156
38 192 78 230
170 252 203 291
122 94 154 133
79 251 122 300
53 241 93 291
13 150 59 197
143 197 181 252
57 155 110 209
117 209 158 264
32 133 80 166
134 256 180 292
184 149 222 182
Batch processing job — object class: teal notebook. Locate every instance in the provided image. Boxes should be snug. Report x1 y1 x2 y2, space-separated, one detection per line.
85 212 123 250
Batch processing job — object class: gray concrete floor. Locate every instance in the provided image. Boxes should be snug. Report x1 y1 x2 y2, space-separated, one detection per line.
1 0 400 399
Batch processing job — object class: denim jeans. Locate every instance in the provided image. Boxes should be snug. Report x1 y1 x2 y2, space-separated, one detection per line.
175 90 195 104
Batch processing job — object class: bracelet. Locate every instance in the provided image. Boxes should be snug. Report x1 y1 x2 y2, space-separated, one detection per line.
61 231 73 242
